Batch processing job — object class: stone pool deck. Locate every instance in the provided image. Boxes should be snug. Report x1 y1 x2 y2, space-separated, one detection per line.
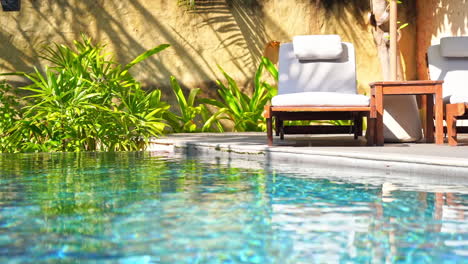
149 133 468 177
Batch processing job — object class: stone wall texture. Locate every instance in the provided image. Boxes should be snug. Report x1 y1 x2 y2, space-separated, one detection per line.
0 0 422 98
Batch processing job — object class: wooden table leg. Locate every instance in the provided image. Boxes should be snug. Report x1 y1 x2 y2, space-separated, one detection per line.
425 94 435 143
369 81 444 145
434 84 444 144
366 116 376 146
375 85 384 146
420 94 427 140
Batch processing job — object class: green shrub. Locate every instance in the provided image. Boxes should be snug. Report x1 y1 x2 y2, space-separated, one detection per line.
0 81 22 152
1 35 170 152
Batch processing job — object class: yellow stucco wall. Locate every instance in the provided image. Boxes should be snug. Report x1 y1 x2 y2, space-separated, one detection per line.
1 0 408 98
416 0 468 79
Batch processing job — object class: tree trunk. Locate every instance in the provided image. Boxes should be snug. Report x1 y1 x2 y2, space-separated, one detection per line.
370 0 392 80
370 0 422 142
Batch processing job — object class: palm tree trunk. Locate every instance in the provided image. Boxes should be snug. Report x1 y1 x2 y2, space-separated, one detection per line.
370 0 422 142
370 0 392 80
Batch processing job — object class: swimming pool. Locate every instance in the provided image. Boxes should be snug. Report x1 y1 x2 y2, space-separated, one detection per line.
0 152 467 263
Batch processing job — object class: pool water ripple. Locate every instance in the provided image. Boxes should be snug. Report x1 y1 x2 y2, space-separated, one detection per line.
0 152 467 263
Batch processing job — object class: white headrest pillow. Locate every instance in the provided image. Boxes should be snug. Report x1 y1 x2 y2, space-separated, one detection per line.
440 36 468 57
292 35 343 60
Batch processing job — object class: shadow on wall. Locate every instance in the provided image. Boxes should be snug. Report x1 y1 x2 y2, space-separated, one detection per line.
0 0 391 104
319 0 369 47
177 0 271 92
0 0 278 101
320 0 368 22
316 0 386 88
417 0 468 79
433 0 468 36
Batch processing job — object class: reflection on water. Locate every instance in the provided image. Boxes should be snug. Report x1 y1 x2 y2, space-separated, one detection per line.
0 152 467 263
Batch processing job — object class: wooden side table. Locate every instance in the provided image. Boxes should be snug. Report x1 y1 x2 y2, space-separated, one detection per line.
369 81 444 146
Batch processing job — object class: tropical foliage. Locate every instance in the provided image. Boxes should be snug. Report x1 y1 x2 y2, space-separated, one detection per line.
0 35 281 153
164 76 223 133
1 35 170 152
203 57 278 132
0 81 21 152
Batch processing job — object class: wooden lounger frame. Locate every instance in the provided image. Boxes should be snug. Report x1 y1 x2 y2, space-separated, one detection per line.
264 105 376 146
446 103 468 146
425 53 468 146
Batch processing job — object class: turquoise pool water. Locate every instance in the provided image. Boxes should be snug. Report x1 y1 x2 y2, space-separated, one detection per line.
0 152 467 263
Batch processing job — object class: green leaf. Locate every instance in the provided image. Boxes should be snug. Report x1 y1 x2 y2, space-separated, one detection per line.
123 44 170 71
201 108 229 132
188 88 200 107
262 56 278 81
0 72 27 77
170 76 189 119
398 22 409 30
199 98 225 108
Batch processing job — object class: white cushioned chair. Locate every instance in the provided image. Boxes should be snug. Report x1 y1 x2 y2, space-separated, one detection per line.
264 35 375 146
428 36 468 146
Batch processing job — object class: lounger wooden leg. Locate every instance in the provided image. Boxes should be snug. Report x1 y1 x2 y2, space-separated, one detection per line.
354 114 363 139
366 117 376 146
275 118 279 136
446 113 457 146
267 117 273 146
275 119 283 136
446 103 466 146
264 105 273 146
447 103 468 146
358 115 364 137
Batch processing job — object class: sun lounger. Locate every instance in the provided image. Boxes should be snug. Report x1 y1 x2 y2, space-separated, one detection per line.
264 35 375 146
428 36 468 146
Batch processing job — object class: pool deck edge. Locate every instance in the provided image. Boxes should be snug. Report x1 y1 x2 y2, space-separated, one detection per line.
148 133 468 176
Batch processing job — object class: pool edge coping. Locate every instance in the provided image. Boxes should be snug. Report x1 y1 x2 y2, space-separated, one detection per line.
148 137 468 177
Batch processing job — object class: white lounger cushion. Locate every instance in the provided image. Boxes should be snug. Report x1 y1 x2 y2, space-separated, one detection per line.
278 42 357 95
440 37 468 57
450 93 468 104
272 92 369 107
428 43 468 103
292 35 343 60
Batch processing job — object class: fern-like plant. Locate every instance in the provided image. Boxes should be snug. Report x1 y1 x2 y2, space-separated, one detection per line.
164 76 224 133
1 35 170 152
202 57 278 132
